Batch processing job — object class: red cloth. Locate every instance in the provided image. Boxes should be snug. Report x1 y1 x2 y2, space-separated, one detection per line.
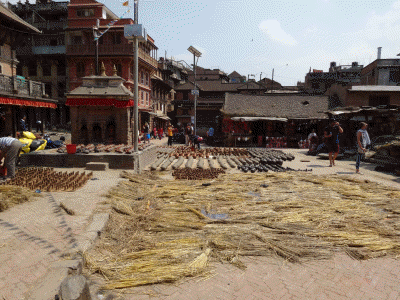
66 98 134 108
0 97 57 108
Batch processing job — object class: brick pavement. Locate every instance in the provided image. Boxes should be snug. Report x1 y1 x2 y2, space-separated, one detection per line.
0 168 123 300
2 147 400 299
112 149 400 300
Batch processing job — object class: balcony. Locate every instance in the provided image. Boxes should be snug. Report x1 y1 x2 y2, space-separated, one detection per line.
32 21 68 31
32 45 66 55
0 74 45 98
67 44 158 69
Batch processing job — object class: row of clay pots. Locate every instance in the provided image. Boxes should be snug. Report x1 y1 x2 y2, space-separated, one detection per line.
172 168 225 180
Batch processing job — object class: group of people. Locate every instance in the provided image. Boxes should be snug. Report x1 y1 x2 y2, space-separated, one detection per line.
142 122 175 146
308 119 370 174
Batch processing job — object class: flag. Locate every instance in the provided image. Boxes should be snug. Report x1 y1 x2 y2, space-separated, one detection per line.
123 1 129 6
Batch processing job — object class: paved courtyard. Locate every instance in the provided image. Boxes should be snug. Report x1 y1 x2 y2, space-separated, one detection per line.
0 147 400 299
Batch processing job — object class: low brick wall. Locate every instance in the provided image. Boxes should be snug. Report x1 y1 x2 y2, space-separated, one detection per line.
19 145 161 171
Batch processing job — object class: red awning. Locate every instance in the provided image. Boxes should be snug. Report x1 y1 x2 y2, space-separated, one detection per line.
66 98 134 108
0 97 57 109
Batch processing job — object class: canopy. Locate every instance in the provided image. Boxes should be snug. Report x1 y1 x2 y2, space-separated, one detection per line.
231 116 288 122
0 97 57 109
66 98 134 108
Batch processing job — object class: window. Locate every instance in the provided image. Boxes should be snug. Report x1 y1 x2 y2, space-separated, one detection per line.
115 64 122 77
141 71 144 84
72 35 82 45
50 39 57 46
389 70 400 84
45 83 52 97
28 62 37 77
42 61 51 77
141 91 144 105
145 73 149 86
146 92 149 106
0 64 2 74
369 95 390 107
112 33 121 44
76 9 94 17
58 82 65 98
98 36 103 45
76 62 85 78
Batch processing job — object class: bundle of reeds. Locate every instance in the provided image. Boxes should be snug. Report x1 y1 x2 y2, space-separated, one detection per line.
0 185 41 212
85 171 400 290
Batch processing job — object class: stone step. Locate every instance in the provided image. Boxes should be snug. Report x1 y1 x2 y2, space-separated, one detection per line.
85 162 109 171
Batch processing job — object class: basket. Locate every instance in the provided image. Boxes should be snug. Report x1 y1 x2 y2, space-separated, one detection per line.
66 144 77 154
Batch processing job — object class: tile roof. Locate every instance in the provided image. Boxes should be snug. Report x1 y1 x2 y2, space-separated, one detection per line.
223 93 329 119
175 80 243 92
0 3 41 33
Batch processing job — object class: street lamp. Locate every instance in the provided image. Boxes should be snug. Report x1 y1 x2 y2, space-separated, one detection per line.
187 46 202 135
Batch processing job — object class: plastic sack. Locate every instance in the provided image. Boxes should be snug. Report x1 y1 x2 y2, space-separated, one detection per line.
35 139 47 151
19 138 33 154
22 131 36 140
30 139 47 152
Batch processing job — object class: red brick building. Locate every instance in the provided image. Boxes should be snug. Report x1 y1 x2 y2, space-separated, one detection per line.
66 0 158 129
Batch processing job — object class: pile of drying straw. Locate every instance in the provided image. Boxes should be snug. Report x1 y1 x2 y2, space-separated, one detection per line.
85 171 400 290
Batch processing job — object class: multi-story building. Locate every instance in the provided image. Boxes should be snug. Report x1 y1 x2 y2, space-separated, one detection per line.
304 62 363 96
188 66 230 82
0 2 57 136
150 57 190 130
10 0 68 128
66 0 158 132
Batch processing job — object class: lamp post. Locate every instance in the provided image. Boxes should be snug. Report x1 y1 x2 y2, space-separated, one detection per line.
187 46 202 135
124 1 146 154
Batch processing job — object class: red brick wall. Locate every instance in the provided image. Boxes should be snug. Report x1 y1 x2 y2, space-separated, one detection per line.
70 106 131 145
360 61 378 85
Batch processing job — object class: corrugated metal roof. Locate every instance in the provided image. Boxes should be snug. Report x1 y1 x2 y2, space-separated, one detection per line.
0 3 41 33
350 86 400 92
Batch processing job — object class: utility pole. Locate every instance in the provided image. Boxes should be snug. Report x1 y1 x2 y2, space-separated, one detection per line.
94 19 100 75
188 46 202 135
133 0 139 153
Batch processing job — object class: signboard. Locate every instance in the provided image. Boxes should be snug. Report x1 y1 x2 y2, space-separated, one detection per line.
191 89 199 96
191 116 195 123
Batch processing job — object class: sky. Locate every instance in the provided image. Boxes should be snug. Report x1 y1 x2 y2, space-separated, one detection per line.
9 0 400 86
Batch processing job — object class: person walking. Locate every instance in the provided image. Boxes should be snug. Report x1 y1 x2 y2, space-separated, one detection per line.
158 127 164 140
20 116 27 132
324 119 343 167
356 122 370 174
185 123 193 146
0 137 23 181
152 126 157 140
207 126 214 145
143 122 150 144
167 123 173 146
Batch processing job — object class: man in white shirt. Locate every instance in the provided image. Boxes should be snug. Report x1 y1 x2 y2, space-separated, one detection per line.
0 137 23 180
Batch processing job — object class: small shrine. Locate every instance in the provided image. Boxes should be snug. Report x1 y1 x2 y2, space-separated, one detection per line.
66 63 135 145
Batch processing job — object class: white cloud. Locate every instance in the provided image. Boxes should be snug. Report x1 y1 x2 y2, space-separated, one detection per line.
258 20 297 46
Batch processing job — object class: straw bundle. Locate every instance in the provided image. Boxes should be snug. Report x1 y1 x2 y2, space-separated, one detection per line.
85 171 400 290
0 185 41 212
